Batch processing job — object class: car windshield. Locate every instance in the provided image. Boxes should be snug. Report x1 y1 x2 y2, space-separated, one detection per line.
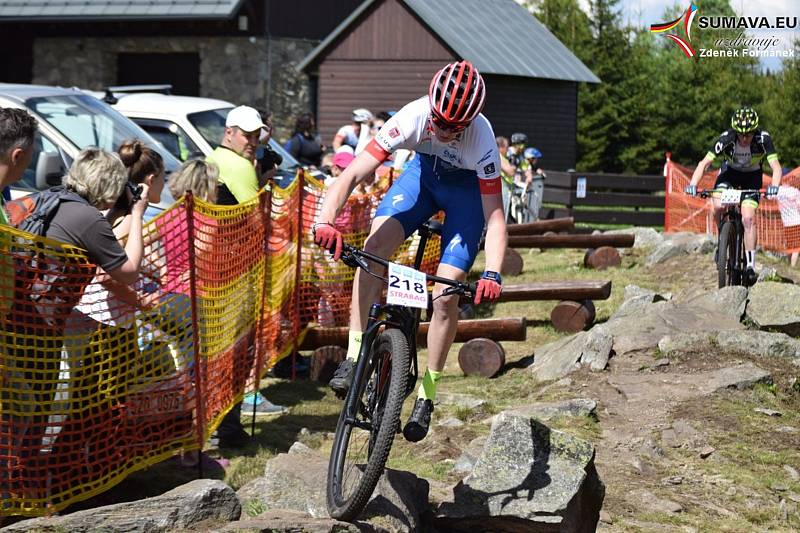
25 93 181 173
187 107 300 171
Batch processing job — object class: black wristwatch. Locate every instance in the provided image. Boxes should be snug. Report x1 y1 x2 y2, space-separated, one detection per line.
481 270 502 285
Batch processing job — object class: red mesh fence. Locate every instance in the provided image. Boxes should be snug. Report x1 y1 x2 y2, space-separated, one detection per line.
665 158 800 253
0 168 442 516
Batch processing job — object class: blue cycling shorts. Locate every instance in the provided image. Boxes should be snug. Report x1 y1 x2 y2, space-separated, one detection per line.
375 154 485 272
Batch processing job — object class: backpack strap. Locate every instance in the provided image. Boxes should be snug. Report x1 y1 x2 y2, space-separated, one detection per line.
17 186 89 237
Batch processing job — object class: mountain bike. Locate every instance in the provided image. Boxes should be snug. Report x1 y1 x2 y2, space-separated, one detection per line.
325 220 475 521
698 188 765 288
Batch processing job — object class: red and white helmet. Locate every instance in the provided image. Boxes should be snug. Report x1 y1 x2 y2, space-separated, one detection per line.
428 60 486 127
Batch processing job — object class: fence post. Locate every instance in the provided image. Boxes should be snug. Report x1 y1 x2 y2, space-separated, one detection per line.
291 170 304 381
251 189 273 433
184 192 206 478
664 152 672 232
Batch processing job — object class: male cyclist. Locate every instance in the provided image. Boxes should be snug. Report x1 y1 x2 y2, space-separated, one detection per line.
314 60 507 442
685 107 782 285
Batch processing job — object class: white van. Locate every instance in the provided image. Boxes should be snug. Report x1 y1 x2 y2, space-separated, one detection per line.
0 84 179 214
89 86 301 185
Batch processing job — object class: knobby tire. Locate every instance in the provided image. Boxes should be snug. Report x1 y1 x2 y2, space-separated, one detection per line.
717 221 736 288
327 328 410 521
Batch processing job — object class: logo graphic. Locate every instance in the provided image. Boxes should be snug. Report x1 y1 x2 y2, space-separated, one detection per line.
650 4 698 58
448 234 463 253
484 163 496 175
392 194 404 207
388 127 400 138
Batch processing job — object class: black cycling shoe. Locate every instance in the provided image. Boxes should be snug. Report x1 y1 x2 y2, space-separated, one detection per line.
403 398 434 442
744 267 758 287
329 358 355 398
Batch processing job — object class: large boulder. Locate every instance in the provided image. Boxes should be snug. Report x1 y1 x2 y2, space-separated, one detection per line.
238 447 429 532
604 227 664 249
530 326 613 382
216 510 379 533
645 232 715 266
746 281 800 336
2 479 240 533
685 285 748 320
437 412 604 532
604 300 743 355
659 330 800 360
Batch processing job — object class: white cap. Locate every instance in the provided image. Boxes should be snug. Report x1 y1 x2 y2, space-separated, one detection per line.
335 145 355 155
226 105 267 133
352 108 373 123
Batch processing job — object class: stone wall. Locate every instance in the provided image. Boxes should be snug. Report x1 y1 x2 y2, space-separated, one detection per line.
32 36 316 144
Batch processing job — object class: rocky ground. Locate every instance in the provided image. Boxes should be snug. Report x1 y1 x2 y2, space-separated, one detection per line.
4 229 800 532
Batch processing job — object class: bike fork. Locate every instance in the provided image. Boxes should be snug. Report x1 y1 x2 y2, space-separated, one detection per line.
342 303 382 424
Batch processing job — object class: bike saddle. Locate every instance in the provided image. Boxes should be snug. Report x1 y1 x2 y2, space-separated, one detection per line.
420 219 443 237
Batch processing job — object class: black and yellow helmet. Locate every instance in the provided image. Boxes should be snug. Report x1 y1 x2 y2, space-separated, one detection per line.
731 107 759 133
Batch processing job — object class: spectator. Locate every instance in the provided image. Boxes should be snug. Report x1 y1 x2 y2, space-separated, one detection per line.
66 139 164 382
207 105 265 205
2 147 148 497
285 112 324 168
0 108 36 318
0 108 35 225
495 136 516 179
332 108 372 153
207 106 286 448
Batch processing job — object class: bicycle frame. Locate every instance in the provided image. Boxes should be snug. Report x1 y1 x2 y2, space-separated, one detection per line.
339 222 444 431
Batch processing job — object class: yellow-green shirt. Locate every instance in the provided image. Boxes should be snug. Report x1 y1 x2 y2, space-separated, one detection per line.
206 146 259 204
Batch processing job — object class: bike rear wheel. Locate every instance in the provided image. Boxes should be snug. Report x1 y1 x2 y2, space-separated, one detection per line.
327 328 410 521
717 220 739 288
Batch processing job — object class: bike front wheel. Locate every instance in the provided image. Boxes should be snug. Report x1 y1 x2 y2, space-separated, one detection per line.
327 328 410 521
717 220 739 288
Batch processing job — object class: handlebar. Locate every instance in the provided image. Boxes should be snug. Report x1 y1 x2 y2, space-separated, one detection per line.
338 242 476 300
697 188 766 199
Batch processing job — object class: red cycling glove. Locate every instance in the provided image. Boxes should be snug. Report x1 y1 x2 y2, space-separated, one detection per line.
474 271 502 305
313 223 343 261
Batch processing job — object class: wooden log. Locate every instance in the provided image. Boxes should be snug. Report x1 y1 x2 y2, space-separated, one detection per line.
583 246 621 270
506 234 635 249
500 280 611 302
458 338 506 378
299 317 527 350
310 345 346 383
506 217 575 236
500 247 524 277
550 300 596 333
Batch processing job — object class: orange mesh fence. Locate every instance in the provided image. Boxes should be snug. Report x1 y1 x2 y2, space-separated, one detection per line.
0 167 447 516
665 158 800 253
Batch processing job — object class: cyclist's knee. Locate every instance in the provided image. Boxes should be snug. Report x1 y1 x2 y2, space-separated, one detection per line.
742 214 755 230
430 290 458 317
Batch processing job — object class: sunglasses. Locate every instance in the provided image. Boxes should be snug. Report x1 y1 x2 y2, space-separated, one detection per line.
431 115 467 133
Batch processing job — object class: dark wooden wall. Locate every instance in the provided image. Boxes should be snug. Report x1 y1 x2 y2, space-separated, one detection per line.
483 75 578 171
315 0 454 145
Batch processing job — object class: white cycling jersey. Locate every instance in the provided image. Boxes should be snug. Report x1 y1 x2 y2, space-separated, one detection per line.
368 96 501 182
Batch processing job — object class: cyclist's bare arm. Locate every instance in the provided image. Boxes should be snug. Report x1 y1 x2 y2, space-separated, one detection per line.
769 157 783 188
690 153 715 187
481 191 508 272
318 151 382 223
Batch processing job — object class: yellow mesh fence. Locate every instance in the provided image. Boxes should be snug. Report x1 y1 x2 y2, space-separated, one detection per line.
0 168 442 516
665 158 800 253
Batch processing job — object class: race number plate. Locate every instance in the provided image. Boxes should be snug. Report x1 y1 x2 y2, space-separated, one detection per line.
387 262 428 309
719 189 741 205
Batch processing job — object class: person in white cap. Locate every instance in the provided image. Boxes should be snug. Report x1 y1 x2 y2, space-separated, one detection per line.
206 105 266 205
204 105 288 448
332 108 373 153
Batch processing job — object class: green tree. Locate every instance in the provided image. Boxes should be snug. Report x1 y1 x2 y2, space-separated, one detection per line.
524 0 592 60
761 41 800 168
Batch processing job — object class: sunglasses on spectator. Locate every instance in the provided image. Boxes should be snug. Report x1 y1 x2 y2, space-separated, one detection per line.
431 115 467 133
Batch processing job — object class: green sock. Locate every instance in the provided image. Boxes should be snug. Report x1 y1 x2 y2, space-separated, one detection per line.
417 369 442 401
346 330 362 361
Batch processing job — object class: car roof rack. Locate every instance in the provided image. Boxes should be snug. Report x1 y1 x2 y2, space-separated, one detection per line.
103 84 173 104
